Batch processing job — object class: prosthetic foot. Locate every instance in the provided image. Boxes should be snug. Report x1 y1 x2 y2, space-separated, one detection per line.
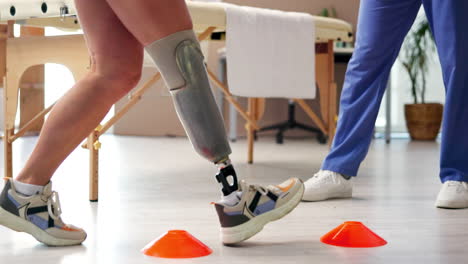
214 177 304 244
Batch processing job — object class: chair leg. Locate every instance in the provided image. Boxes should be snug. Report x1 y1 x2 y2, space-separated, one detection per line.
328 82 338 145
88 130 99 202
4 72 22 179
247 98 255 164
3 129 13 178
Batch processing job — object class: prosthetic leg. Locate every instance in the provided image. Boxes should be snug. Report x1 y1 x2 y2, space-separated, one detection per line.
145 29 304 244
145 30 238 195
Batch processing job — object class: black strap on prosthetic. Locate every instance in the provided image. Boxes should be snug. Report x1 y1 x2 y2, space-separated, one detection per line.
215 164 239 196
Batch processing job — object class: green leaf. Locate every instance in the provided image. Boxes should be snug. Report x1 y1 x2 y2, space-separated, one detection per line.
399 13 435 104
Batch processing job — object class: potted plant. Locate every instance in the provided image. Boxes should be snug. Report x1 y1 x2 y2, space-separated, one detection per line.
400 15 443 141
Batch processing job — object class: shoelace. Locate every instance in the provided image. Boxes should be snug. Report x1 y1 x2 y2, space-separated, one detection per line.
313 171 330 179
313 170 332 178
446 181 468 194
47 191 63 221
312 171 341 184
249 184 268 195
249 184 281 195
238 180 281 197
447 181 467 187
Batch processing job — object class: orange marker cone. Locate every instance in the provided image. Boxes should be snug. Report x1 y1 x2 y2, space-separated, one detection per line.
142 230 213 258
320 221 387 248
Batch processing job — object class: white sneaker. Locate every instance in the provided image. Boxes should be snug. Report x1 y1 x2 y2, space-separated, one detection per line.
302 170 354 202
435 181 468 209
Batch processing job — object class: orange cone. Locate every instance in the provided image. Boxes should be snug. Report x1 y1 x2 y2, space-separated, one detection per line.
320 221 387 248
142 230 213 258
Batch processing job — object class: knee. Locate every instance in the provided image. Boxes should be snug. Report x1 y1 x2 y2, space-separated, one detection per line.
104 68 142 93
89 52 143 99
93 66 142 99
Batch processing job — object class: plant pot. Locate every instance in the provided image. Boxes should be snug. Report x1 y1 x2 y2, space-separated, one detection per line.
404 103 443 141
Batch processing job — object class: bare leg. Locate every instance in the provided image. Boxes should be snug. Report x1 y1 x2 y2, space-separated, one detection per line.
15 0 143 185
105 0 193 45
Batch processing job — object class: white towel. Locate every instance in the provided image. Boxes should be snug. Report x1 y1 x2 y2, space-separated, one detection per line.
226 5 316 99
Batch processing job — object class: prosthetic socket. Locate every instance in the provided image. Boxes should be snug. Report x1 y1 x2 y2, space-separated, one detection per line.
145 30 232 163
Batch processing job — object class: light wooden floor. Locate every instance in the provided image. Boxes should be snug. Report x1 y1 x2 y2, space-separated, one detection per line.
1 136 467 264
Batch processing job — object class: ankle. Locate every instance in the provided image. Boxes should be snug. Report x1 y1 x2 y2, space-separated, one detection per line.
15 172 49 186
215 158 239 196
12 179 45 196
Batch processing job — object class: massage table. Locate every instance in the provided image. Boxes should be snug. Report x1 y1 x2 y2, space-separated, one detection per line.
0 1 353 201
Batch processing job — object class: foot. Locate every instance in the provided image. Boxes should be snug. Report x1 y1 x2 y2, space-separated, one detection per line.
435 181 468 209
0 179 87 246
302 170 354 202
214 178 304 245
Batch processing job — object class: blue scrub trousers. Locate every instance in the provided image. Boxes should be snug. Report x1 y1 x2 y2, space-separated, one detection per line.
322 0 468 182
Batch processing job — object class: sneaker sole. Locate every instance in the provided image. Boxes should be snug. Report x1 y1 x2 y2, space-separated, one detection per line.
221 182 305 245
435 200 468 209
0 207 85 246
